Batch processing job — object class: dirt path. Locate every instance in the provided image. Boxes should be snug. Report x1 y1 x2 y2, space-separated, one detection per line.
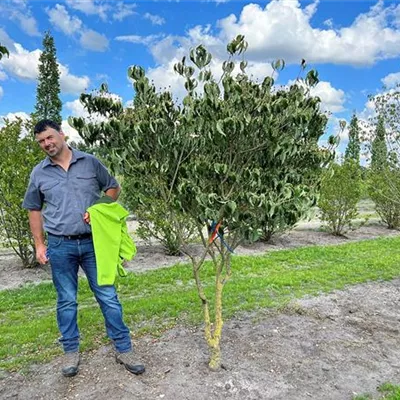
2 279 400 400
1 222 400 400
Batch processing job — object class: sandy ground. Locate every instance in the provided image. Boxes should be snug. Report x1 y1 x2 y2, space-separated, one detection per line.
1 221 400 400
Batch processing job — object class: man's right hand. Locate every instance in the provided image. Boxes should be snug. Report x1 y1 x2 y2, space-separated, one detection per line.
36 244 48 265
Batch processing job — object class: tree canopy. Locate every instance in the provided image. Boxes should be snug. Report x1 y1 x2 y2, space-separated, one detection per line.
70 35 336 369
34 31 62 124
371 115 388 170
344 113 360 164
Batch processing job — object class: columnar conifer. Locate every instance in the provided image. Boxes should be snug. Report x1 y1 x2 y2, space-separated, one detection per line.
34 31 62 124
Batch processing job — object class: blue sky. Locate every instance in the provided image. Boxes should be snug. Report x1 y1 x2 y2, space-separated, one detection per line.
0 0 399 154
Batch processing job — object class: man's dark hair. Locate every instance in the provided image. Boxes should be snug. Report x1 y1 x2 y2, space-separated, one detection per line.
34 119 61 135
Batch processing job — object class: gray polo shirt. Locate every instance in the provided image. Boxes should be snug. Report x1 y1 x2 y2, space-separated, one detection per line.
22 148 119 236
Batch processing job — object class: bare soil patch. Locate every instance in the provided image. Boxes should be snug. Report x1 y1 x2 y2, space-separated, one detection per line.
1 222 400 400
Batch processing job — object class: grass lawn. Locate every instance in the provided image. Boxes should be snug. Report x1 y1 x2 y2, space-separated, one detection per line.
353 382 400 399
1 235 400 373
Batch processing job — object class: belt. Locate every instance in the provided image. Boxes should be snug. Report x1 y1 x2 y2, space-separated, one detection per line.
48 233 92 240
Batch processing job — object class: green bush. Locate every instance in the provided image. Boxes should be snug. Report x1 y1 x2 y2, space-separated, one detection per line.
368 168 400 229
0 119 43 267
318 161 363 235
259 190 317 242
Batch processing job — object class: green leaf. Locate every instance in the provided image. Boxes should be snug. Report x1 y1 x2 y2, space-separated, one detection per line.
216 120 225 136
272 59 285 72
305 70 319 87
226 201 237 213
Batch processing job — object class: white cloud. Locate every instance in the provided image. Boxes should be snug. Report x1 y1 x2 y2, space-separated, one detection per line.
61 119 81 142
0 1 40 37
382 72 400 88
65 98 90 118
115 34 162 46
0 86 3 100
0 40 90 95
148 26 223 66
0 70 7 81
62 0 137 27
47 5 109 53
304 0 319 19
59 64 90 95
359 97 377 122
0 28 14 49
0 112 31 138
80 29 109 52
65 0 109 21
113 2 137 21
47 4 83 36
144 12 166 26
1 43 41 80
0 111 31 138
310 81 346 113
1 111 30 123
245 62 274 82
131 1 400 109
95 73 109 82
323 18 333 29
11 12 40 37
146 58 187 101
148 36 184 65
216 0 400 66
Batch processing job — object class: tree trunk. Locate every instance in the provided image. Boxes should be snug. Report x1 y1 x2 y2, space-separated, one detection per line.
193 257 225 370
206 277 224 370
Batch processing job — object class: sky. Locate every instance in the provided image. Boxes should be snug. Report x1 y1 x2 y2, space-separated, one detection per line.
0 0 399 154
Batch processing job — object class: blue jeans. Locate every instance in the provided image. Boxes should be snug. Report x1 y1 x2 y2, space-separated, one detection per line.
47 234 132 353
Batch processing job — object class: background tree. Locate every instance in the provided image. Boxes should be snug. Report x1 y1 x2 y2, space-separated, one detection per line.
368 167 400 229
33 31 62 124
372 88 400 200
344 113 360 163
367 114 400 229
318 159 363 236
120 178 197 255
0 44 9 60
370 115 387 170
319 113 363 236
70 36 335 370
257 97 332 242
0 119 43 267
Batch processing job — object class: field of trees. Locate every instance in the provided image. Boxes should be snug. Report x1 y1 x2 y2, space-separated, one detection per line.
1 33 400 399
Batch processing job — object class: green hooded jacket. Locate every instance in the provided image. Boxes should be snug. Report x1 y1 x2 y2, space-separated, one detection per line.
87 199 136 286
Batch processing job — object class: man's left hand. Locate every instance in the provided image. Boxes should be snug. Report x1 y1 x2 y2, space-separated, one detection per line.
83 212 90 224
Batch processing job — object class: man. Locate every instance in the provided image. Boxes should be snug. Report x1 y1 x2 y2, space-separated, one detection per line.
23 119 145 378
